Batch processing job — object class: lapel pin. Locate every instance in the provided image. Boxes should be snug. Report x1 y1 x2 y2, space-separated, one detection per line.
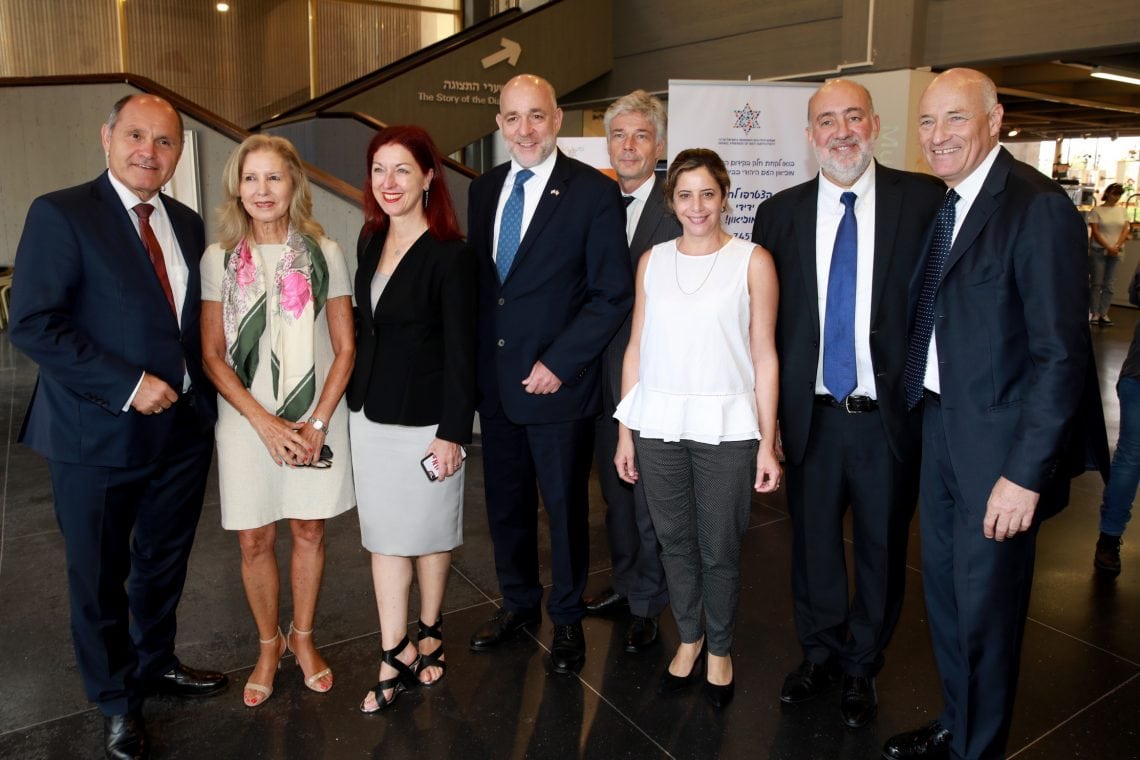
550 189 560 196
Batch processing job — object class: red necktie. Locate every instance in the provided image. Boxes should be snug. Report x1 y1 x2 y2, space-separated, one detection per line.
133 203 177 315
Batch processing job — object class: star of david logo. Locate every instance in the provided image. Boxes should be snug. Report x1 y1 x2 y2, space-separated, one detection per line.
733 103 762 134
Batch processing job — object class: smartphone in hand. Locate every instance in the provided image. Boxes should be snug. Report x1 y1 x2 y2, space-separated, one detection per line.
420 447 467 481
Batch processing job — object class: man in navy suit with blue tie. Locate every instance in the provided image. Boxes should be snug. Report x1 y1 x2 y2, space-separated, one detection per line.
10 94 226 760
467 74 633 674
753 80 944 729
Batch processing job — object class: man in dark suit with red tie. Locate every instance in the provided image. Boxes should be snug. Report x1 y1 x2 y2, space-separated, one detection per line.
752 80 944 729
883 68 1106 760
10 94 226 760
583 89 680 652
466 74 632 674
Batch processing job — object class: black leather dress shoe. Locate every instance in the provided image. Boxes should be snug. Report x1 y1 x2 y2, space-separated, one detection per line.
624 616 659 653
882 721 952 759
150 662 228 698
469 607 541 651
104 711 147 760
583 587 628 615
549 623 586 674
840 674 877 728
780 658 840 704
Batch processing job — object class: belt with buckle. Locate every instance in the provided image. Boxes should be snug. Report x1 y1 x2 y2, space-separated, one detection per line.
815 394 878 413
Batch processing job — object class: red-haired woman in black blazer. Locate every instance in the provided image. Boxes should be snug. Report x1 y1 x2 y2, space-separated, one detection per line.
346 125 476 712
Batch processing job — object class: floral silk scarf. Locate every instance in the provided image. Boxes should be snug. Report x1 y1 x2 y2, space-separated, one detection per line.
221 228 329 421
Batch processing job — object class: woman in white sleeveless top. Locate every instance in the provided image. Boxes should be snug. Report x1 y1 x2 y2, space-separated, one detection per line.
614 149 781 708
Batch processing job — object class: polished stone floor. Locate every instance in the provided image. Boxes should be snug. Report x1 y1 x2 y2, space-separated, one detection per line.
0 314 1137 760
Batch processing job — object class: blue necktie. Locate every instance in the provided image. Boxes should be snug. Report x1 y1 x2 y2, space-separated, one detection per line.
823 191 858 401
496 169 534 282
903 188 960 410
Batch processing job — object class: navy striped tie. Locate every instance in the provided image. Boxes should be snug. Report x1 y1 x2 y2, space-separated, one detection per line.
904 188 959 410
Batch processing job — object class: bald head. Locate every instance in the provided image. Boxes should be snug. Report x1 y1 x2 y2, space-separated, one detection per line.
917 68 1003 187
496 74 563 168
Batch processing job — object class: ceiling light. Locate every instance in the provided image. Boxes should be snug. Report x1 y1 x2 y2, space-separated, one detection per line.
1007 129 1019 137
1091 69 1140 87
216 2 230 11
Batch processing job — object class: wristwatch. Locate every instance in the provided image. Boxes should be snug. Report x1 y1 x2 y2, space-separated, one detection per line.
308 417 327 433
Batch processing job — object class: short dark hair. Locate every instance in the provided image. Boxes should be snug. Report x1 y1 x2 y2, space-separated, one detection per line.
663 148 731 213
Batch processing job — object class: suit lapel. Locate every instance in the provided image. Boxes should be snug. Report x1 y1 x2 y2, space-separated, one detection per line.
871 164 901 323
793 181 821 341
94 174 180 327
356 231 384 325
505 152 568 283
629 176 669 258
939 150 1009 288
164 197 197 331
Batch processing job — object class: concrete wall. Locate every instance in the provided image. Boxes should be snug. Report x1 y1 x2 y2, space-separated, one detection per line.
0 84 361 272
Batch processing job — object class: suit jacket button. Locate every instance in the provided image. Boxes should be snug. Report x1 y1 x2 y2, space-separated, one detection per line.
497 339 505 347
498 297 505 306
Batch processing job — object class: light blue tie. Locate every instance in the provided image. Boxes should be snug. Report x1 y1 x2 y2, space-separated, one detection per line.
496 169 534 282
823 191 858 400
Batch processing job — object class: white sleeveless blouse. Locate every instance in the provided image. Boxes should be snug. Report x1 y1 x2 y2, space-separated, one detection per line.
614 236 760 444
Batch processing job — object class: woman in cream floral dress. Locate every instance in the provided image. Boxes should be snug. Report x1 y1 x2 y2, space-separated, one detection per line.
200 135 355 708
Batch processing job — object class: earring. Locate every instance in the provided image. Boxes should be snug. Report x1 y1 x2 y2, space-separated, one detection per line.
423 188 430 209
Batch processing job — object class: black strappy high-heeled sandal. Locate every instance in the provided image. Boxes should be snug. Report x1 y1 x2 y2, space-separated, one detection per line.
417 617 447 687
359 635 420 714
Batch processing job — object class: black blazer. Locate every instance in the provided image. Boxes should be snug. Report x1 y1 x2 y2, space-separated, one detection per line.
753 162 945 465
908 148 1108 518
10 172 215 468
346 229 477 444
469 151 633 424
601 174 682 405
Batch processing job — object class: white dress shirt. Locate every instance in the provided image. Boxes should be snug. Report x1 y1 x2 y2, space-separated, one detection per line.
923 143 1002 393
106 171 191 406
492 149 559 264
815 163 878 399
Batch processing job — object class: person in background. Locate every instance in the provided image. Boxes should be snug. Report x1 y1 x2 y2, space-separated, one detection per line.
752 79 944 729
347 125 476 712
200 134 356 708
9 93 227 759
615 148 781 708
1094 319 1140 575
1088 182 1130 326
584 89 681 653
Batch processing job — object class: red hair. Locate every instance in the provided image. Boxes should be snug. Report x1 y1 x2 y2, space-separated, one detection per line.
362 125 463 241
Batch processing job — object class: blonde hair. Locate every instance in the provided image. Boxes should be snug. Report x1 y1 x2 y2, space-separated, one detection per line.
217 134 323 249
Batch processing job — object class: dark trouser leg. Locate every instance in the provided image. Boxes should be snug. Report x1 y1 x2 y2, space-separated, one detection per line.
635 435 703 644
528 418 594 624
129 403 213 681
50 462 147 715
480 413 543 613
594 411 668 617
842 410 917 676
688 438 757 656
921 399 1038 760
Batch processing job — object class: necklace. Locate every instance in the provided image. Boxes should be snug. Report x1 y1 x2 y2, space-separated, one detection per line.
674 237 726 295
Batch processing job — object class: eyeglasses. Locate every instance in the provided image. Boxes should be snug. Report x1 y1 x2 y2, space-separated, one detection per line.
310 445 334 469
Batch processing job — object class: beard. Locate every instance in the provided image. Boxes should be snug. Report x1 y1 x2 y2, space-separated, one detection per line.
814 139 873 187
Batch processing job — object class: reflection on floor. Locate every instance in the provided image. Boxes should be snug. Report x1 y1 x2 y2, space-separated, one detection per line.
0 314 1137 760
